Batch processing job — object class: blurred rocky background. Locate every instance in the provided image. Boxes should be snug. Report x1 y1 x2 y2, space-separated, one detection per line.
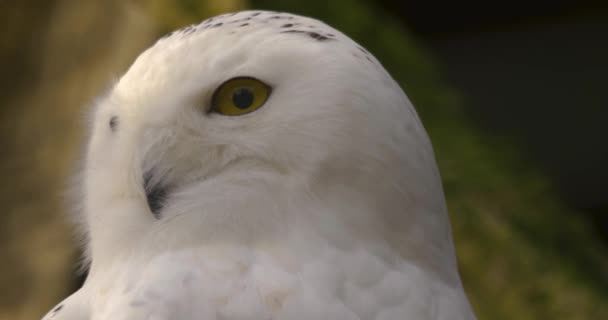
0 1 606 319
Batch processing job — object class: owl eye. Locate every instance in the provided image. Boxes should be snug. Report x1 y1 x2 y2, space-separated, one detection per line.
210 77 271 116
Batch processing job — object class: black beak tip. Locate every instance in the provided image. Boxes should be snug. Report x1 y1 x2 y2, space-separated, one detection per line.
144 172 169 219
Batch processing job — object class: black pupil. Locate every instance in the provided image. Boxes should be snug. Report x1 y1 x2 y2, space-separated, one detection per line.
232 87 254 109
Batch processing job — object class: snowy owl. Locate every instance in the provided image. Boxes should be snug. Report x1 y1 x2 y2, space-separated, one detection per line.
43 10 475 320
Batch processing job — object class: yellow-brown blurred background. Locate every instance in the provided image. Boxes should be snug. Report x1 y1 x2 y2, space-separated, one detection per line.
1 1 606 319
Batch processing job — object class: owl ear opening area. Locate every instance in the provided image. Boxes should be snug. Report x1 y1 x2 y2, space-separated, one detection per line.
210 77 271 116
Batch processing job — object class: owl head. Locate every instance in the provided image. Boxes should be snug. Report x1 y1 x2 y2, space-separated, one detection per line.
80 10 456 285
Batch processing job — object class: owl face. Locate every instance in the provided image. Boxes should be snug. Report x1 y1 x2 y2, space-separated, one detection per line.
83 11 441 270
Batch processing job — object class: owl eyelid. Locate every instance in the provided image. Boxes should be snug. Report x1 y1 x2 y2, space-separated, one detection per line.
214 76 268 91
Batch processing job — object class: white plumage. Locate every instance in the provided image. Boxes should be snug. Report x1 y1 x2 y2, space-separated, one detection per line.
43 10 475 320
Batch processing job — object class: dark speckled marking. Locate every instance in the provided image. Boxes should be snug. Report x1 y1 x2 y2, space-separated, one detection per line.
308 32 330 41
183 25 196 35
50 304 63 317
161 31 175 39
280 30 333 42
109 116 118 131
229 17 250 24
159 11 360 51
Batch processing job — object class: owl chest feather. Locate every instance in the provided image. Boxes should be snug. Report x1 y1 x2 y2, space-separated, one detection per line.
72 244 468 320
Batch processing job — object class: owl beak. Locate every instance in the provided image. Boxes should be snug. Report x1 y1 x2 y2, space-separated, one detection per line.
143 171 170 219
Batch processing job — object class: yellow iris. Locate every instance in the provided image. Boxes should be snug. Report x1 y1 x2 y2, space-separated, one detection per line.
211 77 271 116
